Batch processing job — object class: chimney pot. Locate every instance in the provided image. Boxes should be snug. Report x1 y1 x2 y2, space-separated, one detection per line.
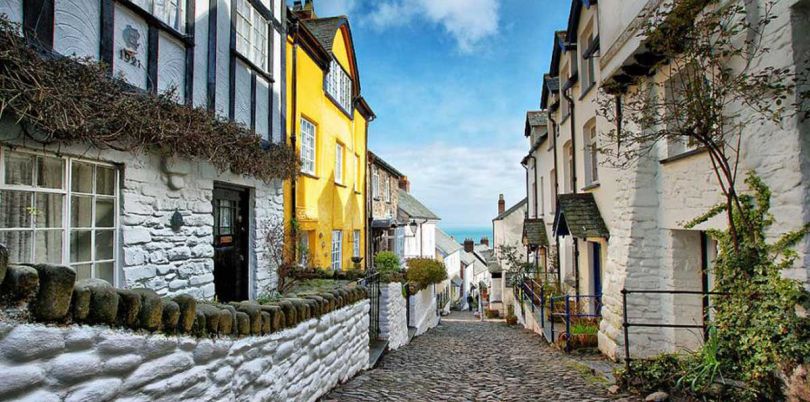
399 176 410 192
463 238 474 253
480 237 490 247
498 194 505 215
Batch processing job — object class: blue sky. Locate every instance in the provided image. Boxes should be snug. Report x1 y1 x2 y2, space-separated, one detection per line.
299 0 568 228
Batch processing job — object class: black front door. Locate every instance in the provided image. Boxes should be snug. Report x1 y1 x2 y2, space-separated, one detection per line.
213 185 249 302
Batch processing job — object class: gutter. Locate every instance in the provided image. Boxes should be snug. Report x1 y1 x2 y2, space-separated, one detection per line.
562 88 580 298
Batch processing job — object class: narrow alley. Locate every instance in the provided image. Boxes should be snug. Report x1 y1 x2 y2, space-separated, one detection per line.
325 312 619 401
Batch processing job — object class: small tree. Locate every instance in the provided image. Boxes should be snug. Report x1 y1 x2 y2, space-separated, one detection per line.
260 215 299 296
597 0 807 250
497 244 534 286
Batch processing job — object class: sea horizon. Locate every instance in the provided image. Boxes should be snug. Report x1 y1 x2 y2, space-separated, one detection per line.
441 226 492 244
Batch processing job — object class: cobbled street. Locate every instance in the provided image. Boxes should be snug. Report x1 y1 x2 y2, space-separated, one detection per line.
325 312 620 401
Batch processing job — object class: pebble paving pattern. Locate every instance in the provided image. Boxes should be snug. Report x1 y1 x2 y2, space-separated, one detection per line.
325 311 621 401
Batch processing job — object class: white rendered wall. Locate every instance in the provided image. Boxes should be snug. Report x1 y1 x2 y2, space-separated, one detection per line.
379 283 408 350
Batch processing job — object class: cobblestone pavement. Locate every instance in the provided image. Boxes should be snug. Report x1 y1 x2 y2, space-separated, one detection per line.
324 311 624 401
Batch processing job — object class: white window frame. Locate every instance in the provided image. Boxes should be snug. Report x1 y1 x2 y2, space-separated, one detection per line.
132 0 187 33
384 176 391 202
326 59 352 112
300 118 316 175
584 123 599 185
0 148 120 284
299 231 310 267
353 230 361 258
234 0 269 71
331 230 343 271
664 69 702 158
372 168 380 199
563 142 573 193
580 24 596 96
335 143 344 185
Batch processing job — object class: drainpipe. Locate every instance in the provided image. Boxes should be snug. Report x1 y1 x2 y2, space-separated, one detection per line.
521 157 532 264
290 19 300 255
562 88 580 298
548 112 562 290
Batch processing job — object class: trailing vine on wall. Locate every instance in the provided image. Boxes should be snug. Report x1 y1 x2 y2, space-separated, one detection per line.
0 18 299 182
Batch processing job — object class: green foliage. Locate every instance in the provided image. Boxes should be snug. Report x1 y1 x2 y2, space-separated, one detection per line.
621 174 810 400
617 354 686 395
570 322 598 336
374 251 404 283
405 258 447 290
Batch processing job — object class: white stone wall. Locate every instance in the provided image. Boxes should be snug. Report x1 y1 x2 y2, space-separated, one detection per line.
0 301 370 402
409 286 439 336
379 283 408 350
0 130 284 301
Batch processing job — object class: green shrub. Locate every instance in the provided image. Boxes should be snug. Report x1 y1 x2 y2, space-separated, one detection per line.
405 258 447 290
374 251 404 283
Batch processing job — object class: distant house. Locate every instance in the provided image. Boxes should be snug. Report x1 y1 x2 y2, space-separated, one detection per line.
367 151 407 262
435 228 462 311
459 239 491 311
398 189 440 260
492 195 528 315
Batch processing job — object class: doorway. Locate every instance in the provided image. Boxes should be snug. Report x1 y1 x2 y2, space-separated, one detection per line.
213 184 250 302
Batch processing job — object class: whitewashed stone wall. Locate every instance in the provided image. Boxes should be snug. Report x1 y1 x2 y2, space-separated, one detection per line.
379 283 408 350
0 301 370 402
409 286 439 336
0 127 284 300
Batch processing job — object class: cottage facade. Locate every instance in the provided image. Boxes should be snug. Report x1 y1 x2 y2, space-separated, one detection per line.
367 151 406 262
284 2 374 271
523 0 810 360
0 0 287 301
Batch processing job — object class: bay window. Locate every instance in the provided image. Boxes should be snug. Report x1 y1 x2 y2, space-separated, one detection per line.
325 59 352 112
0 149 119 283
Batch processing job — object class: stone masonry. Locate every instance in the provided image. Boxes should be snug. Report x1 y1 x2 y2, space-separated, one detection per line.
379 282 408 350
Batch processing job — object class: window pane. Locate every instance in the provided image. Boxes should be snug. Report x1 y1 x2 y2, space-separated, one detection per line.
0 230 32 263
34 193 64 228
4 151 34 186
70 230 92 263
95 230 114 260
96 167 115 195
96 261 114 284
73 263 92 281
71 162 94 193
95 198 115 228
0 190 32 228
37 156 64 189
34 230 63 264
71 196 93 228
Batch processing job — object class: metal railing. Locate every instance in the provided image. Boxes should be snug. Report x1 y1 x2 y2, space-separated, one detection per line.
621 288 726 373
515 277 602 352
356 269 381 342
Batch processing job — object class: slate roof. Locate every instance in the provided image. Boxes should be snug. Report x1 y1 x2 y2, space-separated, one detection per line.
523 218 549 247
398 189 440 220
527 111 547 128
435 228 462 255
371 218 400 229
301 17 346 54
488 260 503 274
493 198 527 221
553 193 609 238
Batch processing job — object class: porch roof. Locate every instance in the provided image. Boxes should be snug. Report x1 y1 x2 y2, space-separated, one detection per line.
553 193 609 239
522 218 549 247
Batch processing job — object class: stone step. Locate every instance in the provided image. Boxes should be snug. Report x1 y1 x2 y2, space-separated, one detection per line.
368 339 388 368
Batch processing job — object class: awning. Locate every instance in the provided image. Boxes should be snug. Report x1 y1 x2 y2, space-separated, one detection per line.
371 218 400 229
523 218 549 247
553 193 609 239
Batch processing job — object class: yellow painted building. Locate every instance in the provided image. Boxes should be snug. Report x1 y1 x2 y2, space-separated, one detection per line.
285 5 374 271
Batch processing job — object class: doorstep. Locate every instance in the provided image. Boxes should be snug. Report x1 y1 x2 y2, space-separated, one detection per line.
368 339 389 368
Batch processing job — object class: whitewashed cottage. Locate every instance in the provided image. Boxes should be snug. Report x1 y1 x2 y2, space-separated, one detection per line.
0 0 287 301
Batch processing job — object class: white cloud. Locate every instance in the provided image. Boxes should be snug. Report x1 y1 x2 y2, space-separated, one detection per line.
378 143 526 228
313 0 360 17
365 0 500 53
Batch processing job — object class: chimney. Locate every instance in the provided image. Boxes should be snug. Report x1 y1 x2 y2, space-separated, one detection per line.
463 238 474 253
498 194 505 215
480 237 489 247
399 176 410 192
293 0 317 19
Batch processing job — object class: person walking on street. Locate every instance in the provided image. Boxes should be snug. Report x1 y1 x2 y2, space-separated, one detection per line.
467 295 474 311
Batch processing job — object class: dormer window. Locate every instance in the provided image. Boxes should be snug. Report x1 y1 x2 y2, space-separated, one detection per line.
325 59 352 112
235 0 269 71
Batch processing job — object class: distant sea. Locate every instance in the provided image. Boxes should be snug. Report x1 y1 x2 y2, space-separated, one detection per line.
442 226 492 243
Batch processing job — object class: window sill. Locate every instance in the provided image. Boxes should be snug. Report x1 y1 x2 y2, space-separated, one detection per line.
300 172 319 180
659 147 707 164
335 182 347 188
354 190 362 195
581 182 600 191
